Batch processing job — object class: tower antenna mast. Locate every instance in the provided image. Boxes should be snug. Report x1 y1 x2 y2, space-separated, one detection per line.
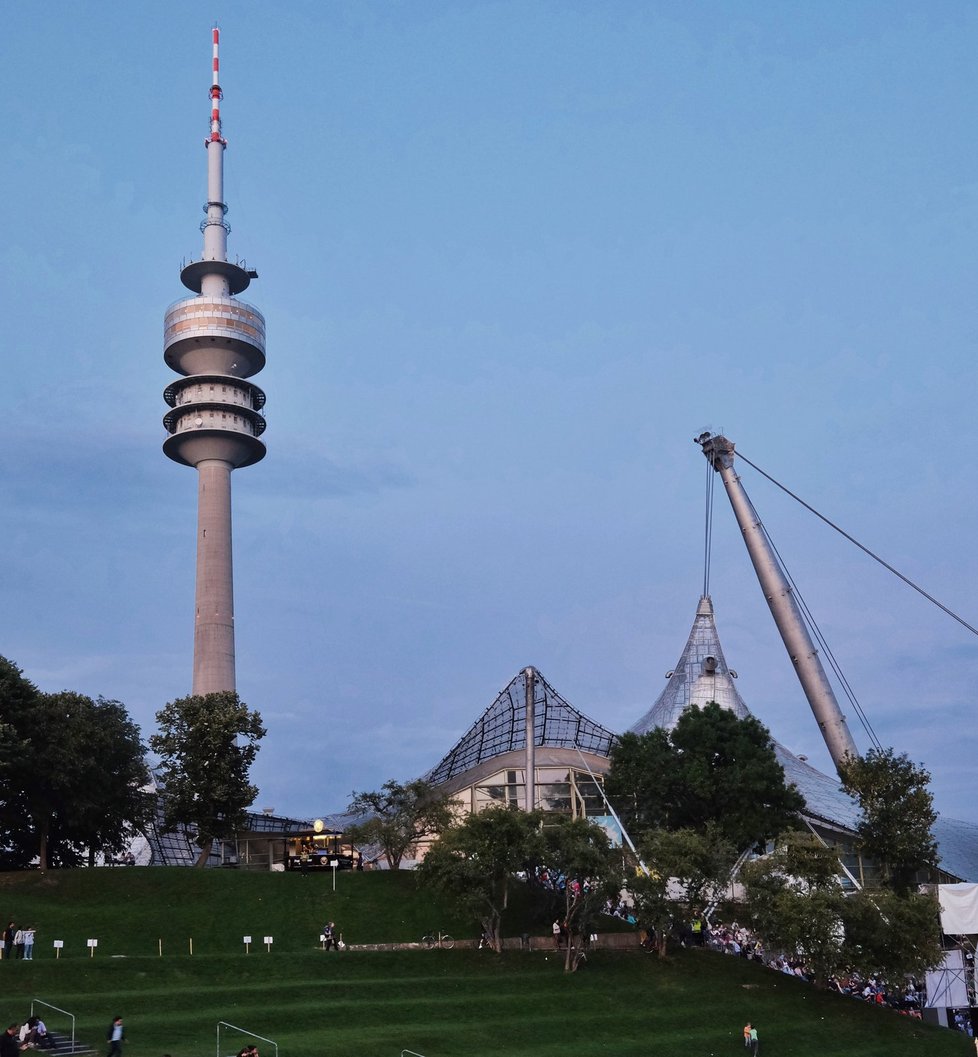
162 27 268 695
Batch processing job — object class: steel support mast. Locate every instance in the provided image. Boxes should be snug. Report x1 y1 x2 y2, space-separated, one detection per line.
695 433 858 772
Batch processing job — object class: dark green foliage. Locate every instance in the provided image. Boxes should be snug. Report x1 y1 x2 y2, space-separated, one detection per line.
605 726 674 833
742 832 944 984
606 702 804 851
419 810 621 970
741 832 848 984
149 691 266 866
0 658 150 869
842 888 944 981
417 806 543 951
839 747 938 895
346 779 454 869
628 823 738 955
539 815 622 971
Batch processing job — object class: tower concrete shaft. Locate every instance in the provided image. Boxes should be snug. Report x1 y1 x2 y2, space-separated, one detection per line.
163 27 267 696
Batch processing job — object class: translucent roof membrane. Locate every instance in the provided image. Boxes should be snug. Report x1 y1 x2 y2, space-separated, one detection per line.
630 594 978 882
425 668 617 787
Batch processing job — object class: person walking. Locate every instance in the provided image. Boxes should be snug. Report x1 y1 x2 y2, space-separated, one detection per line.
322 922 335 951
105 1017 124 1057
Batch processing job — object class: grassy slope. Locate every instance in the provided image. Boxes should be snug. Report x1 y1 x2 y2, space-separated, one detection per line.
0 869 970 1057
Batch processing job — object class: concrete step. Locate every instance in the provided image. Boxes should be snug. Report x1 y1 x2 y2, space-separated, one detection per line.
45 1032 96 1057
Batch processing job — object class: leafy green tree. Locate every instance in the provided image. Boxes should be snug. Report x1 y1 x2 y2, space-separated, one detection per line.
839 748 937 896
150 691 266 867
606 702 804 851
626 868 673 957
417 806 543 951
46 692 153 868
0 658 151 870
841 888 943 981
624 824 736 957
741 832 847 985
346 779 455 869
652 822 737 911
540 817 622 972
604 727 674 834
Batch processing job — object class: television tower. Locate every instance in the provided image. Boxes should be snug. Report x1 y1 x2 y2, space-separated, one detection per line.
162 27 266 695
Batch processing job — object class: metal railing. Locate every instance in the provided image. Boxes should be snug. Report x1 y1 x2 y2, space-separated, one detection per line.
217 1022 278 1057
31 1000 75 1054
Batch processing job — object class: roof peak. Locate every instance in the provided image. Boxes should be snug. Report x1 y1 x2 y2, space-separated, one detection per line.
629 594 749 734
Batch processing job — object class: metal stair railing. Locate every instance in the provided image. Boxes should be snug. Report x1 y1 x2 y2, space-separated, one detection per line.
30 1001 75 1055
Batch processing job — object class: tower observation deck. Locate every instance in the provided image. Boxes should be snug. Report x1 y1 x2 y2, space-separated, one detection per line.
162 27 266 696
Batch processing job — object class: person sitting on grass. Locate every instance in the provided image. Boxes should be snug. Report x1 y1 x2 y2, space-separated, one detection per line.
1 1025 26 1057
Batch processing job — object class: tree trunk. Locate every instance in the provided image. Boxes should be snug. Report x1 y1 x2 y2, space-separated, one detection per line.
37 819 50 872
482 913 503 953
194 838 213 867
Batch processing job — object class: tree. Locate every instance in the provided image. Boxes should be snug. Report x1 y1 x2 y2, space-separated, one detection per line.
741 832 848 985
345 779 454 869
624 824 737 957
839 747 937 896
603 727 674 835
842 888 943 981
743 831 944 985
0 658 152 870
42 693 153 868
626 867 673 957
417 806 543 951
606 702 804 851
539 817 622 972
150 691 266 867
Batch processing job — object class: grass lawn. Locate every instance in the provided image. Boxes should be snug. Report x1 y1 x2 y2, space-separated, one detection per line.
0 869 970 1057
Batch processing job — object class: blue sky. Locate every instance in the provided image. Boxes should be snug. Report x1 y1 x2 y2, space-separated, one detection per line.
2 2 977 822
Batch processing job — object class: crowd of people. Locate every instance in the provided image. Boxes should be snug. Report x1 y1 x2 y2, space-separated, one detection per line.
1 923 36 961
699 917 925 1018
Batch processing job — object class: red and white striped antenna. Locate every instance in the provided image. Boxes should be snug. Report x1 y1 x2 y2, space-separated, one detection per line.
209 24 225 145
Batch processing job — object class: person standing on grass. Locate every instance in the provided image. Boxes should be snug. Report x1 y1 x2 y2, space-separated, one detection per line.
3 923 15 961
22 928 34 961
743 1022 751 1047
106 1017 124 1057
748 1024 758 1055
13 928 24 959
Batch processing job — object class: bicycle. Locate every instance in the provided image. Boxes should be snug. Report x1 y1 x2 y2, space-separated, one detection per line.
421 931 455 949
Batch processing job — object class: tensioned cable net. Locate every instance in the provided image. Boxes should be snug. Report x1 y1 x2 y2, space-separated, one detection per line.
424 669 618 787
